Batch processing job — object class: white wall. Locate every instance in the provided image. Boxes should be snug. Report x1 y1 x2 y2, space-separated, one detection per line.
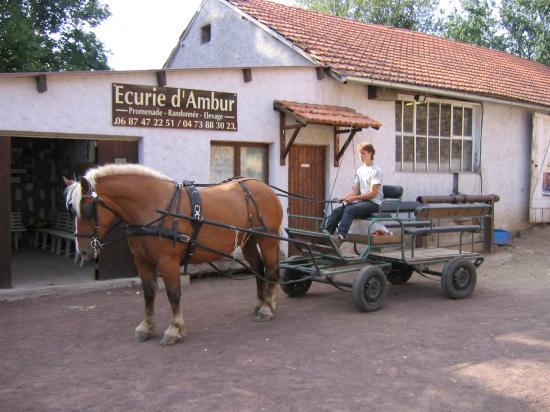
478 104 532 230
0 65 533 232
168 0 312 68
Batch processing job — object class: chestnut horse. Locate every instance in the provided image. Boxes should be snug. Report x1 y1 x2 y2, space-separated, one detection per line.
64 164 282 345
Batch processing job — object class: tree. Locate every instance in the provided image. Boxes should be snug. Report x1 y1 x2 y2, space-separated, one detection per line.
296 0 442 33
442 0 549 65
441 0 507 51
0 0 111 72
296 0 363 19
501 0 550 65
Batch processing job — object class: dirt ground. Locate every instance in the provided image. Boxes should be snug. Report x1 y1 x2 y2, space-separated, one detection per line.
1 225 550 411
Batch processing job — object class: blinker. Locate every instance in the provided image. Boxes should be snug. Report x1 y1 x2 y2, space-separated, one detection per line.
81 196 96 219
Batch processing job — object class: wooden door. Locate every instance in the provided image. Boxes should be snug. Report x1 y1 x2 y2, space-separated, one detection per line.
0 137 12 288
530 113 550 222
96 140 139 280
288 145 326 254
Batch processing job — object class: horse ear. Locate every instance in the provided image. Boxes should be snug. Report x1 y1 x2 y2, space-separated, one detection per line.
63 176 74 186
80 176 91 194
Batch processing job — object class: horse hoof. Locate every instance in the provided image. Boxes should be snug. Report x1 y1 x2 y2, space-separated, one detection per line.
160 333 184 346
255 307 274 322
135 330 153 342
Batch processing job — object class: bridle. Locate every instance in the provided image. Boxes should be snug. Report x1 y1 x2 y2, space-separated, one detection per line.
73 189 118 258
71 180 182 259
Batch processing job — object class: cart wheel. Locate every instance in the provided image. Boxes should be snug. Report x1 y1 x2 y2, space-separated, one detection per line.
386 263 414 285
280 256 312 298
441 258 477 299
352 266 387 312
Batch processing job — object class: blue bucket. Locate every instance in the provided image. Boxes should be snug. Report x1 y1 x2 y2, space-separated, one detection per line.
494 229 510 246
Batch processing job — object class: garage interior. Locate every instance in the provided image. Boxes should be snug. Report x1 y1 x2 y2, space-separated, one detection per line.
10 137 96 287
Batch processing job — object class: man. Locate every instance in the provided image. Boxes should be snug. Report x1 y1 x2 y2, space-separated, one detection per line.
325 142 383 246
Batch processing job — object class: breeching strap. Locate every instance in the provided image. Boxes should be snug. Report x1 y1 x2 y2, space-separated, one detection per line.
238 181 267 232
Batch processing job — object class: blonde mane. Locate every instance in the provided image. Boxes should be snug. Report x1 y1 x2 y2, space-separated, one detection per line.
84 163 173 186
65 164 173 217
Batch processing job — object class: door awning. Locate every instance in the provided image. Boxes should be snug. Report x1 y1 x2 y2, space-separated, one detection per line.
274 100 382 129
273 100 382 166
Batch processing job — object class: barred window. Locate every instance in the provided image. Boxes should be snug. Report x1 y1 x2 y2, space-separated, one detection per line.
395 99 478 173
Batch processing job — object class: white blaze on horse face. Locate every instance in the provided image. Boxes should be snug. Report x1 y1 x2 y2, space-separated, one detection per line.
75 217 97 260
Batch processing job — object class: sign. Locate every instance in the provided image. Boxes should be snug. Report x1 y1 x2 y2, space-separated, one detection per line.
112 83 237 131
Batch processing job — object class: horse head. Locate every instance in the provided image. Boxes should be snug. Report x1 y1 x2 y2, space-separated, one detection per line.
63 176 118 260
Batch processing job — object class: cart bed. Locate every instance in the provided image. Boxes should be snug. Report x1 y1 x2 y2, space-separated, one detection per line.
369 247 480 264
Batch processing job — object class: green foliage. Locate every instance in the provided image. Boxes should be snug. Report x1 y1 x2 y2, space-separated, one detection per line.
501 0 550 65
0 0 111 72
442 0 507 50
296 0 362 19
442 0 549 65
296 0 442 33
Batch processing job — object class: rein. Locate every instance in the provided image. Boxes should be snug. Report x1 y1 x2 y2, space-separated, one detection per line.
74 178 318 285
163 179 340 204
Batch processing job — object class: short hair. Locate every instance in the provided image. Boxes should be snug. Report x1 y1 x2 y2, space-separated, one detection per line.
357 142 375 158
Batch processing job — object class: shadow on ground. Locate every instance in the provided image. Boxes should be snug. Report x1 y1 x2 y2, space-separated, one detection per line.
1 226 550 411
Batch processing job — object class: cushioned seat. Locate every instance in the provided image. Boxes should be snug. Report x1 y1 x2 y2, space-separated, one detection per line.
369 185 403 218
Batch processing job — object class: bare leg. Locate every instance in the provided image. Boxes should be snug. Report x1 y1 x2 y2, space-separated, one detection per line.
134 258 157 342
241 238 269 320
158 257 186 345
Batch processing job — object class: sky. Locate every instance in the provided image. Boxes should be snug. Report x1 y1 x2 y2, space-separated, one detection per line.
96 0 459 71
96 0 296 71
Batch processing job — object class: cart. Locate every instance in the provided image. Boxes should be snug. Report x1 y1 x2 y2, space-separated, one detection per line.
280 201 494 312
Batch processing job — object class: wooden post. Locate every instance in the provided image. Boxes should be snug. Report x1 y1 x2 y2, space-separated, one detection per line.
316 67 325 80
156 71 167 87
483 201 494 253
334 127 360 166
0 136 12 288
279 111 304 165
243 68 252 83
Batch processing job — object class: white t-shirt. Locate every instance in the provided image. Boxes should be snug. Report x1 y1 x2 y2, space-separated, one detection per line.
354 163 383 205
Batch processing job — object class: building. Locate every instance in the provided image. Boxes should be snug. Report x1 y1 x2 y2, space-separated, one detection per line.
1 0 549 287
166 0 550 227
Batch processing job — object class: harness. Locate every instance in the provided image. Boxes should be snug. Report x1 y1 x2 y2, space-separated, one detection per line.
74 190 120 258
239 181 267 232
75 178 266 266
182 183 202 266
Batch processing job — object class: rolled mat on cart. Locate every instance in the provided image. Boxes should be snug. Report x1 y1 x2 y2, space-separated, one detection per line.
416 194 500 204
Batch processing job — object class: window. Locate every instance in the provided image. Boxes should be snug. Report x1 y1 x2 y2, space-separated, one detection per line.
395 98 478 173
210 142 269 183
201 24 211 44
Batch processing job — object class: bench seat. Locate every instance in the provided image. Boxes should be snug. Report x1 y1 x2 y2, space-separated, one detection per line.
38 228 76 240
11 212 27 250
406 202 492 256
405 224 481 236
34 211 83 266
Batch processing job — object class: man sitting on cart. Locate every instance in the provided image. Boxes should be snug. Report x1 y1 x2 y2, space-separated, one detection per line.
326 141 383 247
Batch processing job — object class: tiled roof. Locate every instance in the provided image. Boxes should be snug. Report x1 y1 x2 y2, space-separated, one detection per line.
274 100 382 128
228 0 550 108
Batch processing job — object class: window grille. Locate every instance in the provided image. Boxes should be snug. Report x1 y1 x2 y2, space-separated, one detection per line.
395 98 477 173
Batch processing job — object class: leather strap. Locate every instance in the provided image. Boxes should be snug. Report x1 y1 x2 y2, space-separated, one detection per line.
181 185 202 266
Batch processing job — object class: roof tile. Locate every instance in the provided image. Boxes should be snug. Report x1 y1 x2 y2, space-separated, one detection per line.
228 0 550 108
274 100 382 128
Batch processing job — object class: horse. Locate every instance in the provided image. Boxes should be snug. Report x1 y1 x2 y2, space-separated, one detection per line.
63 164 283 345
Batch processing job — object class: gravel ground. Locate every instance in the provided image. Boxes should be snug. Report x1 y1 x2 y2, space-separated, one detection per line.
1 225 549 411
